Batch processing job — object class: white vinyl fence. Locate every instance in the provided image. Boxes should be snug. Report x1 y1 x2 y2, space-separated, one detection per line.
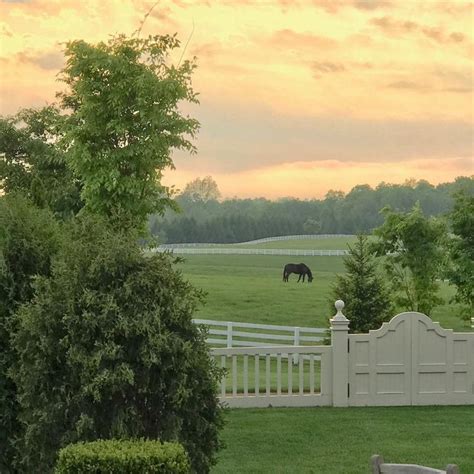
159 234 354 248
472 317 474 329
154 248 348 256
192 318 326 348
210 301 474 408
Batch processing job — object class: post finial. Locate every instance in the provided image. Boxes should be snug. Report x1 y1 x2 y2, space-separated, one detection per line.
332 299 349 322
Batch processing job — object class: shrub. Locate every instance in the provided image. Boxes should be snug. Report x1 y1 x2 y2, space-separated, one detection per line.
0 193 61 472
12 215 223 473
55 439 190 473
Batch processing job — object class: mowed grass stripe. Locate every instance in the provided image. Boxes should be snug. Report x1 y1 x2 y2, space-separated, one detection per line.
213 406 474 473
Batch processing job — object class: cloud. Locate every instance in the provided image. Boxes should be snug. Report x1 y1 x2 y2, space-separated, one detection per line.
312 61 346 76
16 50 64 70
370 16 466 45
169 101 474 174
266 29 337 50
387 81 429 91
352 0 393 11
312 62 345 73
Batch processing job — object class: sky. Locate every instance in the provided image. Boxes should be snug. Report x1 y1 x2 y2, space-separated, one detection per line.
0 0 473 199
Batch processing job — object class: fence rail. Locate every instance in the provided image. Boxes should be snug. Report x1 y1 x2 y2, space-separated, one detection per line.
193 318 326 348
159 234 354 248
154 247 348 256
472 317 474 329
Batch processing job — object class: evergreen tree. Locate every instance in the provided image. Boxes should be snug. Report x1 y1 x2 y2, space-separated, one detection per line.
446 191 474 320
330 235 393 333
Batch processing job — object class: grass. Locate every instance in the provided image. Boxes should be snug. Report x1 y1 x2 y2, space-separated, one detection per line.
176 238 473 473
212 406 474 473
178 253 471 332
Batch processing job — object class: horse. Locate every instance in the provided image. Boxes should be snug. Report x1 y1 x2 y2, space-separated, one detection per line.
282 263 313 283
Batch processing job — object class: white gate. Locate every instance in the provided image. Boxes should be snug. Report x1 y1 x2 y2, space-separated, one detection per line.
349 312 474 406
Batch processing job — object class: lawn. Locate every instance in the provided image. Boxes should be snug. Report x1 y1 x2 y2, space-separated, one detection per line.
212 406 474 473
178 253 471 332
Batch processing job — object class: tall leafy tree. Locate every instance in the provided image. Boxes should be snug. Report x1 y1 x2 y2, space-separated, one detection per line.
446 191 474 319
330 234 393 333
371 203 446 315
59 34 199 229
0 107 83 219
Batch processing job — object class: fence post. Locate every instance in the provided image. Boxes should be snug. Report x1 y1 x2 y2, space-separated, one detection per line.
293 327 300 365
330 300 350 407
227 322 233 348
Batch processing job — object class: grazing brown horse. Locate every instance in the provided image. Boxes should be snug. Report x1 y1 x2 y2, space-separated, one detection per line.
283 263 313 283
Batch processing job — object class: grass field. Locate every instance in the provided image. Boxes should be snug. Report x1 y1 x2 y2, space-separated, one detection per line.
178 253 470 331
212 406 474 473
177 237 473 473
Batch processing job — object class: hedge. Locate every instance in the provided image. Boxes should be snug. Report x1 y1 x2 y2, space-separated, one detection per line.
54 439 190 473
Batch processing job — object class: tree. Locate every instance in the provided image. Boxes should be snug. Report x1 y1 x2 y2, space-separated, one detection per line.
303 218 321 234
446 191 474 319
330 234 393 333
59 34 199 229
371 203 446 315
181 176 221 203
0 106 83 219
12 216 223 473
0 194 62 472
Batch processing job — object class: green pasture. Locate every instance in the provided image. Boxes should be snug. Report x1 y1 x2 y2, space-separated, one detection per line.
212 406 474 473
178 254 470 332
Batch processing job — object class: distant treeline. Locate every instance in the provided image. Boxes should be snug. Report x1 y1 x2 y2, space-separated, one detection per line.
149 177 474 243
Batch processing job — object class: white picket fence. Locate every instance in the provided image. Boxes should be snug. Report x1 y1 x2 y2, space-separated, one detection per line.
155 248 348 256
211 302 474 408
192 318 326 348
471 317 474 329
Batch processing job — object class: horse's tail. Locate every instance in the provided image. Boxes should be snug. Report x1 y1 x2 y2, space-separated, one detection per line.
282 268 286 281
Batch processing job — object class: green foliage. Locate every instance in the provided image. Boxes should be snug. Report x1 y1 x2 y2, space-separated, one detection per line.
0 194 62 472
372 204 446 315
58 34 199 229
12 215 223 473
154 177 473 244
181 176 221 203
446 191 474 319
55 439 190 474
0 107 83 219
330 235 393 333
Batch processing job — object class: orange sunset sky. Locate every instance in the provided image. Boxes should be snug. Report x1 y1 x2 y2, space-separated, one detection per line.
0 0 473 198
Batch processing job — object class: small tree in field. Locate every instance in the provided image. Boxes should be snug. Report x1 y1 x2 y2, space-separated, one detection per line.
330 235 393 333
371 203 446 315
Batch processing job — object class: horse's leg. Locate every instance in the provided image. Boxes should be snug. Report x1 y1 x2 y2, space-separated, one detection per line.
297 274 301 283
